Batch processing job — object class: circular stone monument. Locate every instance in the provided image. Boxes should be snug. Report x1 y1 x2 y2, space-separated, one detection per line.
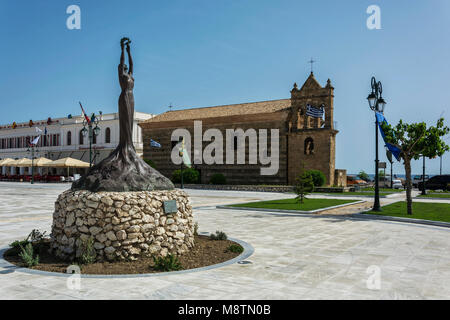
50 38 194 262
51 189 194 261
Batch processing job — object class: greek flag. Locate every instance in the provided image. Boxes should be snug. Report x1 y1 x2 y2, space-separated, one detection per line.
306 104 324 118
150 139 161 148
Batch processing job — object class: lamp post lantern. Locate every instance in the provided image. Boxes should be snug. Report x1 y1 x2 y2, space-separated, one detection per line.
367 77 387 212
81 112 101 168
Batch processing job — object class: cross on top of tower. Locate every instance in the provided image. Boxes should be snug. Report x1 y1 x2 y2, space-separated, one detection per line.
308 58 315 74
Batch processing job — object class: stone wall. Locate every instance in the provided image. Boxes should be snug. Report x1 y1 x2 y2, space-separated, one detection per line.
50 189 194 262
142 114 289 185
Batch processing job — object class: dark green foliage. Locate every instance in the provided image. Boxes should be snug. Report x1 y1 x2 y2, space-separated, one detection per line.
171 168 200 184
294 171 315 204
79 237 96 265
144 159 157 169
19 243 39 267
358 170 370 182
152 254 183 271
210 230 227 241
210 173 227 185
226 244 244 254
381 118 449 215
8 229 48 257
8 240 30 256
305 170 326 187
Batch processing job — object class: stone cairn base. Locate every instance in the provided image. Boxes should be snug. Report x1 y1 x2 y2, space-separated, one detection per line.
50 189 194 262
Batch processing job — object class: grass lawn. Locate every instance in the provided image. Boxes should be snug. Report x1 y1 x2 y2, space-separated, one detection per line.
230 198 357 211
361 187 402 193
418 193 450 199
365 201 450 223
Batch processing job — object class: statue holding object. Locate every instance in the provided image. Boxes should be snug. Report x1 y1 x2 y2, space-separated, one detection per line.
72 38 174 192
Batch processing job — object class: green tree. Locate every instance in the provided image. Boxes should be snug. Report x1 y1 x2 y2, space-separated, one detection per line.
381 118 449 215
358 170 370 182
172 168 200 184
294 171 315 204
306 170 326 187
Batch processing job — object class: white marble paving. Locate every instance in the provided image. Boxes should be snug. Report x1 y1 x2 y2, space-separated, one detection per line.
0 182 449 299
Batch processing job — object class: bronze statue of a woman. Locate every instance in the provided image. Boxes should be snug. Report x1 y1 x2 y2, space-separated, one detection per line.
72 38 174 192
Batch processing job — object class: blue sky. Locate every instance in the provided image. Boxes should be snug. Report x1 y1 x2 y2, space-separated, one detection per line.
1 0 449 174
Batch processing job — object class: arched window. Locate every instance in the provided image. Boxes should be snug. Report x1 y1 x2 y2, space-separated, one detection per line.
304 137 314 155
67 131 72 146
79 130 84 145
105 127 111 143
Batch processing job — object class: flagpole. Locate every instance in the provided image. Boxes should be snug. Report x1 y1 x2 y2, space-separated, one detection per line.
31 146 34 184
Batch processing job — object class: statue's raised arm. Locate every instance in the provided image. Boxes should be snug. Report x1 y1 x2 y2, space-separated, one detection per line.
126 43 133 75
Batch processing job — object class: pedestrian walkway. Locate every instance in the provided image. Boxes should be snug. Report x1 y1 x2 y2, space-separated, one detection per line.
0 182 449 299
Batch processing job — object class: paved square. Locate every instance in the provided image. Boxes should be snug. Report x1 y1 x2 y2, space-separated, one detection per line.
0 182 449 299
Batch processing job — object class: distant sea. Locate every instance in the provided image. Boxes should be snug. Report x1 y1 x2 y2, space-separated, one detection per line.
349 174 439 180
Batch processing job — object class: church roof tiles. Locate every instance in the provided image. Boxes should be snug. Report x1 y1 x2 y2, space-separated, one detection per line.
143 99 291 123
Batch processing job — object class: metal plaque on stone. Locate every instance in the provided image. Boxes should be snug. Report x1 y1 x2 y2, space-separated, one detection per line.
163 200 178 214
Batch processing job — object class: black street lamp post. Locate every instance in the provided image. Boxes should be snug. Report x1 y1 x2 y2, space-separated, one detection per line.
367 77 387 212
27 144 39 184
421 155 426 195
179 149 184 189
81 113 101 168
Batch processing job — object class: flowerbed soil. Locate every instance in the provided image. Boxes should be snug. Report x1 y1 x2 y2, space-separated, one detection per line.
4 235 243 275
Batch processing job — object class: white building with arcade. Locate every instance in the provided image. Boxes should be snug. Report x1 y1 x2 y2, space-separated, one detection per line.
0 111 153 176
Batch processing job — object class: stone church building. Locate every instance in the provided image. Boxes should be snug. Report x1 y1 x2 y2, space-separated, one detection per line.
140 73 346 186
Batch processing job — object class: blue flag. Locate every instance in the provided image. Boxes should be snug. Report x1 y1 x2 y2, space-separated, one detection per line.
375 112 401 161
150 139 161 148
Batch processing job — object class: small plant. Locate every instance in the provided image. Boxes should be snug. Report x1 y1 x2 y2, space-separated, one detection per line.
294 170 314 204
79 237 96 265
171 168 200 184
210 230 227 241
226 244 243 254
8 229 48 256
9 239 30 254
19 243 39 267
152 254 183 271
210 173 227 185
194 222 199 236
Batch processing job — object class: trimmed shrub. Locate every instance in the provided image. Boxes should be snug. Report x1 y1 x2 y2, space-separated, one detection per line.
210 173 227 185
171 168 200 184
226 244 244 254
210 231 227 241
152 254 182 271
306 170 326 187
